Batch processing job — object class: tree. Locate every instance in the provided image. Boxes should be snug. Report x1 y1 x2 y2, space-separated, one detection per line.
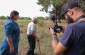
0 16 6 19
37 16 45 20
37 0 85 17
19 17 31 20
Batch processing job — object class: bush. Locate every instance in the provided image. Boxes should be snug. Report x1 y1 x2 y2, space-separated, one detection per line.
37 20 45 27
0 16 6 20
37 17 45 20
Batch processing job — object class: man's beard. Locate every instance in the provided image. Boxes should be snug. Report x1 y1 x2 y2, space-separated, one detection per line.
66 15 74 24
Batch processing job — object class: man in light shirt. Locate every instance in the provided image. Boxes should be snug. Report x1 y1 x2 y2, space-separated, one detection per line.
26 17 39 55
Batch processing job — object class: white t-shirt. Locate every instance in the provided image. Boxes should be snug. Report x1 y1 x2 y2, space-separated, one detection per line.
27 22 36 35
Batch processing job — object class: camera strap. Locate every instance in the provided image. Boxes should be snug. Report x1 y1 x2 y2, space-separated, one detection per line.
75 15 85 22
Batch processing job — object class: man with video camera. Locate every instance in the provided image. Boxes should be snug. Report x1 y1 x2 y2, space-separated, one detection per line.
50 1 85 55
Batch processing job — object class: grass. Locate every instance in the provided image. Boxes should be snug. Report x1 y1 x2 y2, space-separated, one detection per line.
0 19 66 55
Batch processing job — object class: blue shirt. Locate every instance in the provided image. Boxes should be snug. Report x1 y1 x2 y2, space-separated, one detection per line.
1 18 20 53
60 21 85 55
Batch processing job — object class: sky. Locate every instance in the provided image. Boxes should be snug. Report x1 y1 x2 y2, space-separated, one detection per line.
0 0 49 18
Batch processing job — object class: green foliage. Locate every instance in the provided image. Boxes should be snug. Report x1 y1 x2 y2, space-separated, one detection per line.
37 0 66 13
37 16 45 20
37 0 51 12
19 17 31 20
80 1 85 12
37 0 85 17
37 16 45 27
0 16 6 19
37 20 44 27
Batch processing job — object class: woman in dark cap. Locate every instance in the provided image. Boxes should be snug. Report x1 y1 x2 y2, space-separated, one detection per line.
0 10 20 55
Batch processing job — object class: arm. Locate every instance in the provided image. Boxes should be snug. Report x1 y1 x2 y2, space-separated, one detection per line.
50 28 67 55
20 30 23 33
52 35 67 55
50 24 74 55
6 36 13 48
5 23 14 53
31 31 39 42
6 36 14 53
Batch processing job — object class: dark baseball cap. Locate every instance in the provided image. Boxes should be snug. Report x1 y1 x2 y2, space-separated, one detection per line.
60 1 80 17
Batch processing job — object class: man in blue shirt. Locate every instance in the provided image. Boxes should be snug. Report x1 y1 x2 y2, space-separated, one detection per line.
50 1 85 55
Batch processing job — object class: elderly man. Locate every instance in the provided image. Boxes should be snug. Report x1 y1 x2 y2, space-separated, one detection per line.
26 17 39 55
50 1 85 55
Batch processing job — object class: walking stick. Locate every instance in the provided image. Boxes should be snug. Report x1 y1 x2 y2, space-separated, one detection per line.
38 41 41 55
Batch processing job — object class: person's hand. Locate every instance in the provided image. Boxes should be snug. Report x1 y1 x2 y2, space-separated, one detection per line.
36 37 39 42
62 26 65 33
50 27 56 35
20 30 23 33
10 46 14 53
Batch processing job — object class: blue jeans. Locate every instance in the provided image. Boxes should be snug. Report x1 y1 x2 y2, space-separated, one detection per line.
26 35 36 55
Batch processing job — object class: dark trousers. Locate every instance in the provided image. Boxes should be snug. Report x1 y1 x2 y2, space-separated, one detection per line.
26 35 36 55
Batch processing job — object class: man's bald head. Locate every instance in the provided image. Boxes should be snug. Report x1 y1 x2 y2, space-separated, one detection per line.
31 17 38 24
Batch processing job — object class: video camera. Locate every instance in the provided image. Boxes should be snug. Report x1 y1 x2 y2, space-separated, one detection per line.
49 13 63 33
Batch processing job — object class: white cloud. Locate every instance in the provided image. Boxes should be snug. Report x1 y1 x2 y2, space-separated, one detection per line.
0 0 48 18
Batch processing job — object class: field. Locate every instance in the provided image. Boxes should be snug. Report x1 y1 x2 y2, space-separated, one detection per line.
0 19 66 55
